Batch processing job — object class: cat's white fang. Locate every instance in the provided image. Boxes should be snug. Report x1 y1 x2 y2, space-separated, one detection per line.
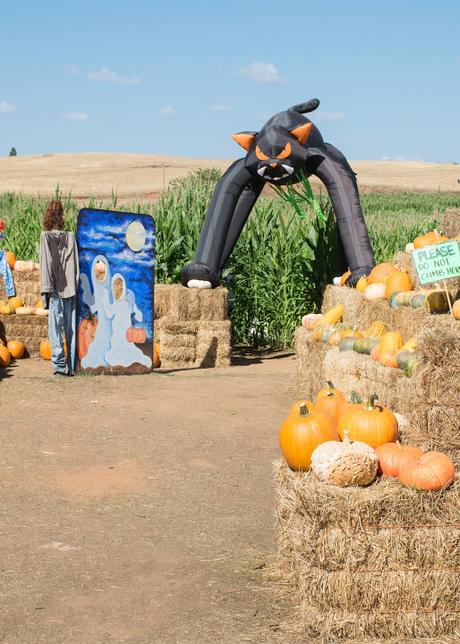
282 165 294 174
257 167 266 177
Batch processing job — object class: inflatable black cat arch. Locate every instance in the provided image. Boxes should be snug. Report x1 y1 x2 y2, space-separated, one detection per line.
181 99 375 288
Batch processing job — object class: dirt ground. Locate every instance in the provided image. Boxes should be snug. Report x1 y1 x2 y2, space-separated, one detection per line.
1 152 459 200
0 353 303 644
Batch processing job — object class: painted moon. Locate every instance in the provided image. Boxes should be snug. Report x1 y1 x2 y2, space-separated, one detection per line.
125 221 146 252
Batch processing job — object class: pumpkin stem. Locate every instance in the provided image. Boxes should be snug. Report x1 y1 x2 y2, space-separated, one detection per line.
365 393 380 411
342 430 351 445
349 391 363 404
326 380 335 392
299 403 310 417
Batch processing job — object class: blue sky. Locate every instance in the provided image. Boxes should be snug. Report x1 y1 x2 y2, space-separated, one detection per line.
1 0 459 162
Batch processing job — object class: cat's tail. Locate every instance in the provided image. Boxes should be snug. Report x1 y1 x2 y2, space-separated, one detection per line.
288 98 320 114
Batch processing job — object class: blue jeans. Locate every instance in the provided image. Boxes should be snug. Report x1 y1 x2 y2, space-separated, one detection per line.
48 292 76 374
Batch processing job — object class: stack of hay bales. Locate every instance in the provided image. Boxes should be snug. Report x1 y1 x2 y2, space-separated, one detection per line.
157 285 231 368
275 462 460 641
285 281 460 640
1 273 231 366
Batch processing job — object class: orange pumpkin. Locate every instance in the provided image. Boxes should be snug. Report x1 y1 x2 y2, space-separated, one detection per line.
8 296 24 312
370 345 380 362
385 269 413 299
5 251 16 270
0 345 11 367
77 316 98 358
337 395 398 448
336 391 364 433
153 342 161 368
398 451 456 491
413 230 447 249
279 404 339 470
378 350 399 368
367 263 398 285
7 340 25 359
316 381 344 400
289 400 316 415
126 327 147 343
453 300 460 320
315 394 347 423
39 339 52 360
376 442 424 477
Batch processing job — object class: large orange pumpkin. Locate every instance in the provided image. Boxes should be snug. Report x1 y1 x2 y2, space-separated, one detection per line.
77 316 98 358
153 342 161 368
7 340 25 359
376 442 424 477
398 451 456 491
6 251 16 270
279 404 339 470
0 345 11 367
385 269 413 299
453 300 460 320
126 326 147 343
336 391 364 434
39 339 52 360
337 395 398 448
367 263 398 285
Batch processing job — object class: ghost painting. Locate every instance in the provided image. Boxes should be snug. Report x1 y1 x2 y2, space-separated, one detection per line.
76 208 155 374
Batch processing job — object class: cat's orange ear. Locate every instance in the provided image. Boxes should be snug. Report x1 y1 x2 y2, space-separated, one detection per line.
232 132 257 151
290 122 313 145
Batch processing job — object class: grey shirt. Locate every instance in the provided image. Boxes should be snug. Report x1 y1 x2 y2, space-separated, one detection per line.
39 230 80 298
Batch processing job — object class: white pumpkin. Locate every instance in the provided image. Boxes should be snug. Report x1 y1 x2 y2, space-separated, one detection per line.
14 260 35 272
311 431 378 487
15 306 35 315
364 283 386 301
301 313 323 330
405 242 415 253
35 307 49 316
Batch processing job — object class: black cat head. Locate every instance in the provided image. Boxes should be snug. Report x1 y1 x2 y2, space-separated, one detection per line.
232 121 312 184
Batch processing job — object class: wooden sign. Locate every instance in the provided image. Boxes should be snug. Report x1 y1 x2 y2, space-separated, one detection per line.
411 240 460 286
76 208 155 375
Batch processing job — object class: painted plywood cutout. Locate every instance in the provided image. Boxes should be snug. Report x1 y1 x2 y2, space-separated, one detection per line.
76 208 155 374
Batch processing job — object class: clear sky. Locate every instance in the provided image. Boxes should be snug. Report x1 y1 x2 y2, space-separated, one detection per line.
1 0 459 162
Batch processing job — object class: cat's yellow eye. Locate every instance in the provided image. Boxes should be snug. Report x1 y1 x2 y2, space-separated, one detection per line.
255 145 270 161
277 142 292 160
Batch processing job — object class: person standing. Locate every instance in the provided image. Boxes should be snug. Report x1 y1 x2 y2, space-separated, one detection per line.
39 200 79 376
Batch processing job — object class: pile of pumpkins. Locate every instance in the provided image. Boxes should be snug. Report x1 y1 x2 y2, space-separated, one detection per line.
0 338 26 367
0 296 48 316
279 382 456 492
3 251 38 273
302 304 422 374
335 229 460 320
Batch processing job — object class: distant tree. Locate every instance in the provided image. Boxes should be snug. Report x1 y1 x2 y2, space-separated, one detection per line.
9 147 17 157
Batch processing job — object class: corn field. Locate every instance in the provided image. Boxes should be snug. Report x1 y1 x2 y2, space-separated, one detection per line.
1 171 459 348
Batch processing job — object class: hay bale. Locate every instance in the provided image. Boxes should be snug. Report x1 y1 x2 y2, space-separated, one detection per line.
0 313 48 357
167 284 228 321
0 269 41 306
275 460 460 641
195 320 231 367
153 284 171 319
441 208 460 238
157 319 231 368
295 327 328 398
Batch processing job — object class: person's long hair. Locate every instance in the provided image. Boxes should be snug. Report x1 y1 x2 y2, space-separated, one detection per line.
43 200 65 231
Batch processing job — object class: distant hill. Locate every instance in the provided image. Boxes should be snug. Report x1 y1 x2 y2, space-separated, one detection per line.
0 153 459 200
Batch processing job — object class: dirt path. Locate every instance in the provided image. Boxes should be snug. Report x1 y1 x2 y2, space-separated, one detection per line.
0 354 300 644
